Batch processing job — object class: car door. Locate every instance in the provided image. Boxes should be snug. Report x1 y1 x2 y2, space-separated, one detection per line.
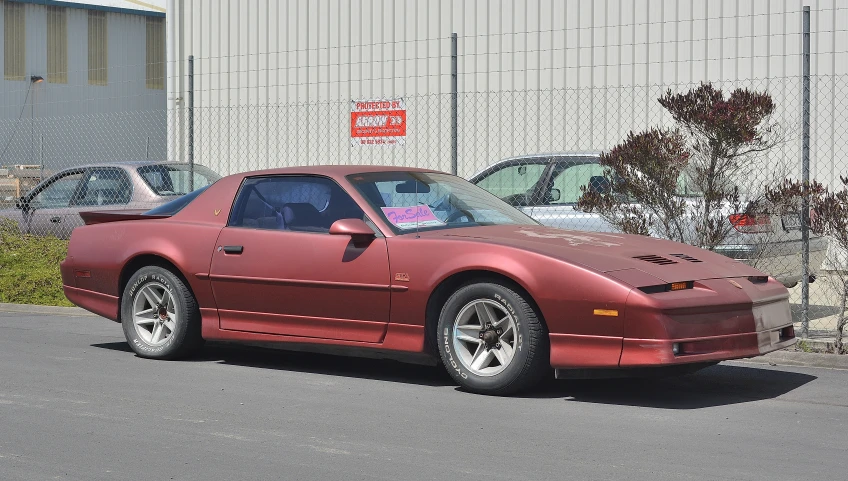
208 175 392 343
23 169 85 237
533 159 618 232
470 160 551 217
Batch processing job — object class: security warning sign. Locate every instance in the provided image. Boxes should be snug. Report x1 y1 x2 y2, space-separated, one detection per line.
350 98 406 146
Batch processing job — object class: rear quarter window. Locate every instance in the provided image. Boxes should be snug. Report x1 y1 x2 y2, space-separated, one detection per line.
144 185 211 216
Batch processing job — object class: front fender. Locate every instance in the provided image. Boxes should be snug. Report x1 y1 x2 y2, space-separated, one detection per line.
386 236 632 337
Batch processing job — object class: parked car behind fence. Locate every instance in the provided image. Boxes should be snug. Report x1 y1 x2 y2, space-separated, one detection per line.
469 153 828 288
0 161 220 239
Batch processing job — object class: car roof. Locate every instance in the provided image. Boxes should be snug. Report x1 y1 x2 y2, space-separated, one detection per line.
468 151 603 181
223 164 443 180
497 151 602 163
51 161 197 172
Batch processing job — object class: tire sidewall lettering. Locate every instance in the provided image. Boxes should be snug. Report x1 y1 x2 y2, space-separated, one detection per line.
442 327 468 379
133 337 172 353
128 274 148 298
494 292 523 352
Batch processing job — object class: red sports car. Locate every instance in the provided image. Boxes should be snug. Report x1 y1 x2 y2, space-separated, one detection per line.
61 166 796 395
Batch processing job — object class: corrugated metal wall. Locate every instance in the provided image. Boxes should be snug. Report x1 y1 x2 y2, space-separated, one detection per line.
172 0 847 185
0 1 165 169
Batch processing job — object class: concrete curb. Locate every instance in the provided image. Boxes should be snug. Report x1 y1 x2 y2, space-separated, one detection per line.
0 302 96 317
740 349 848 370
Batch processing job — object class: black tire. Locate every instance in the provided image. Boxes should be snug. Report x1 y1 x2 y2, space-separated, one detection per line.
436 281 549 395
120 266 203 360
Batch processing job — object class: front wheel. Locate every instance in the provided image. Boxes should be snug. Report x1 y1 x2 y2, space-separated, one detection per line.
437 282 549 395
120 266 203 360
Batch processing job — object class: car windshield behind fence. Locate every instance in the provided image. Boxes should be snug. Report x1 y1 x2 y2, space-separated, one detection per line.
137 164 221 196
348 171 538 234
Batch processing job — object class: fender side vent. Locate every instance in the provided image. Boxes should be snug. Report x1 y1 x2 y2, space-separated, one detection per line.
633 254 678 265
669 253 703 263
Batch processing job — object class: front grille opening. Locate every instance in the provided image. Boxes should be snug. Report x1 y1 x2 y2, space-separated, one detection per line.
633 254 678 265
747 276 769 284
669 253 703 263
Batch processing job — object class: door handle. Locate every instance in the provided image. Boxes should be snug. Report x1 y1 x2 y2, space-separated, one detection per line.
222 245 243 254
50 216 61 223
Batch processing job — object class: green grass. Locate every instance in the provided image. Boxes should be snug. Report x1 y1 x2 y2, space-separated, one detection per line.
0 219 73 307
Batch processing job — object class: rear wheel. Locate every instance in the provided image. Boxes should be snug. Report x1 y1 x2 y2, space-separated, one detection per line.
120 266 202 360
437 282 548 395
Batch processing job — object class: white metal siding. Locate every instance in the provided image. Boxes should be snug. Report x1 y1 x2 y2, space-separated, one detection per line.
171 1 845 186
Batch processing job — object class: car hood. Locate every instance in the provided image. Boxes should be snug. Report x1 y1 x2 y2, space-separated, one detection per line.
419 225 764 285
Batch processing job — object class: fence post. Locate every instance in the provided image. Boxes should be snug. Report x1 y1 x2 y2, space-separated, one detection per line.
451 33 458 176
801 6 811 337
188 55 195 191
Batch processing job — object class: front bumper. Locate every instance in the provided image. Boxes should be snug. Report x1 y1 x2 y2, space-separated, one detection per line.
550 276 796 371
549 324 796 371
618 325 796 367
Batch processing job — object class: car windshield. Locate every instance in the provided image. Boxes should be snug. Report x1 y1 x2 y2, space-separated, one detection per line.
572 162 704 197
137 164 221 196
347 171 539 234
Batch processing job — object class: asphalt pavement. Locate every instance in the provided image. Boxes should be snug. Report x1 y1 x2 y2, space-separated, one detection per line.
1 308 846 481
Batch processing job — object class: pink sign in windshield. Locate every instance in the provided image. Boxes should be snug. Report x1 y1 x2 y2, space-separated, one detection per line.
381 205 446 229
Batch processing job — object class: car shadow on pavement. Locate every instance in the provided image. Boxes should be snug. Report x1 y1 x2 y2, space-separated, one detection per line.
91 342 816 404
92 341 134 353
523 363 817 409
91 341 455 387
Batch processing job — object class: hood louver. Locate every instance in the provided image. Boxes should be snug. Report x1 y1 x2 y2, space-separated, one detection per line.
669 253 703 263
633 254 678 265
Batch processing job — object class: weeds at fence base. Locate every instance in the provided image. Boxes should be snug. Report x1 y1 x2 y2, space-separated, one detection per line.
0 220 71 307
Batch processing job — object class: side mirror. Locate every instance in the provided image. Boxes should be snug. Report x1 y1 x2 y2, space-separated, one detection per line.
518 165 527 175
549 188 561 203
329 218 375 245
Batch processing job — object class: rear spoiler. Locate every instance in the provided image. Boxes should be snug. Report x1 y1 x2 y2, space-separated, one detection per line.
79 209 170 226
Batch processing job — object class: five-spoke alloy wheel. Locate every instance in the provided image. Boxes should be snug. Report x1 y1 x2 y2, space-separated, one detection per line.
132 281 177 346
120 266 202 360
437 281 549 395
452 299 518 377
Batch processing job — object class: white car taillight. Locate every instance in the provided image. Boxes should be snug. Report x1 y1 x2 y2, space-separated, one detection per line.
728 214 773 233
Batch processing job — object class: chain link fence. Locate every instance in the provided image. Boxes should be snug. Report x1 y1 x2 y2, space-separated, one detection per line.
1 5 846 345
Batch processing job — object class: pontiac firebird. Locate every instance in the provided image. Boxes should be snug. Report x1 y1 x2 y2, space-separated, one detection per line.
61 166 796 395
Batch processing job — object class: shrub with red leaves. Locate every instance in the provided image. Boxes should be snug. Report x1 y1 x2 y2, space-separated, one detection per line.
578 82 779 250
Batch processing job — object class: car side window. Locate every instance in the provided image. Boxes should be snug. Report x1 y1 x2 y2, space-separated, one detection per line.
229 176 364 233
29 172 84 209
72 168 132 206
548 163 606 204
474 163 547 205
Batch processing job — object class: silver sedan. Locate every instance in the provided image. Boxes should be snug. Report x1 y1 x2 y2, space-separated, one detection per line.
0 161 220 239
469 153 827 288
